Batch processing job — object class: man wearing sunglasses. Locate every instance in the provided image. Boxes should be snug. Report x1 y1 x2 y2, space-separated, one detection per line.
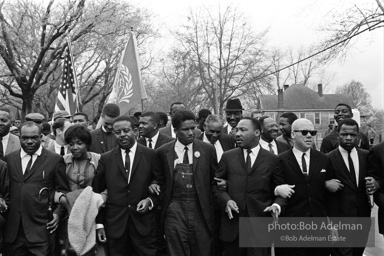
275 118 334 256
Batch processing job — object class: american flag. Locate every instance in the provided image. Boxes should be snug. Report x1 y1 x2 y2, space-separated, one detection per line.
54 42 80 115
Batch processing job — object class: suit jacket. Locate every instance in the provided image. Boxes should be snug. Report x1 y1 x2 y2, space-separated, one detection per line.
276 140 291 154
213 147 287 242
4 148 69 243
368 142 384 234
159 125 202 138
195 133 236 152
0 160 7 244
89 128 117 154
278 149 335 217
326 148 371 218
157 139 218 234
92 144 161 239
321 130 369 153
5 133 21 156
137 133 174 149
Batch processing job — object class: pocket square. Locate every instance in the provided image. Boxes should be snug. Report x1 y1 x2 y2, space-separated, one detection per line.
320 169 326 173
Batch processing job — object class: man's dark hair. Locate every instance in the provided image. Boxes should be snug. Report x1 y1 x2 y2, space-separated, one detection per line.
74 112 89 122
41 122 51 135
242 117 261 131
65 125 92 147
52 118 69 137
335 103 352 115
133 112 142 119
20 121 42 134
198 109 212 120
141 111 161 125
337 118 359 133
112 115 137 130
102 103 120 118
280 112 298 125
170 102 185 111
157 112 168 127
172 110 195 130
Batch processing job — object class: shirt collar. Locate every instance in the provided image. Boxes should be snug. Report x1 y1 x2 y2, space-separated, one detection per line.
148 131 159 143
1 132 9 140
292 147 310 157
338 146 356 154
243 144 260 156
175 139 192 151
20 145 43 158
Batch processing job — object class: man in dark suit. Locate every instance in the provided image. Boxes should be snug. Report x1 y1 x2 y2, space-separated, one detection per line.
0 107 21 160
157 110 218 256
0 159 8 254
275 118 334 256
259 116 290 155
326 118 373 256
222 98 243 138
138 111 174 149
320 103 369 153
93 116 161 256
4 121 70 256
89 103 120 154
367 142 384 235
214 117 287 256
159 102 201 138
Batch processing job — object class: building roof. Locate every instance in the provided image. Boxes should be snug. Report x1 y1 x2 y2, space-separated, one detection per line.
260 84 355 111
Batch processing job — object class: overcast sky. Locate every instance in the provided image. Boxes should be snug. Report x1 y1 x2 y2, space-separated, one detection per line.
131 0 384 109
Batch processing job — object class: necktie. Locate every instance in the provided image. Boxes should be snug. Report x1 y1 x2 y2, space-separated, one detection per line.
268 143 275 154
60 146 65 156
246 149 252 172
348 151 357 186
125 150 131 182
0 137 3 159
148 138 153 149
302 153 308 175
24 154 33 176
183 146 189 164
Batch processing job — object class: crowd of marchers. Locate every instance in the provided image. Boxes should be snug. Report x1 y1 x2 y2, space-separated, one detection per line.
1 98 384 256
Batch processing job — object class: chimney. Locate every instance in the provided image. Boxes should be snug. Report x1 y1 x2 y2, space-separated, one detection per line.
318 84 323 97
277 89 284 109
283 84 289 90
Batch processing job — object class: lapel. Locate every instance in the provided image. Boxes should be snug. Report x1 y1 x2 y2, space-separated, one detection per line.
130 144 143 179
24 149 47 181
236 148 247 174
114 147 126 179
12 150 24 180
166 142 176 180
287 149 307 181
5 134 15 154
98 130 107 152
137 137 146 147
249 147 265 174
357 149 366 187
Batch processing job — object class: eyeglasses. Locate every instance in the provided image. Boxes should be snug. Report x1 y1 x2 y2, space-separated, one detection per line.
293 130 317 136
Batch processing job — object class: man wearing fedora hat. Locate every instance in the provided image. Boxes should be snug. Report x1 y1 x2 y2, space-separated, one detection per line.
222 98 243 138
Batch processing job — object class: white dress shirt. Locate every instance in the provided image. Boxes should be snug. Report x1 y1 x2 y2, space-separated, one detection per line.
120 142 137 184
243 145 260 167
174 139 193 167
20 146 43 174
54 141 69 155
338 146 359 186
259 138 278 155
1 133 9 154
292 147 311 174
203 132 223 162
146 131 159 149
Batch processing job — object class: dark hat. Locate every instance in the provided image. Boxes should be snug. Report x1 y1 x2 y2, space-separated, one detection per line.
224 98 244 111
25 113 45 122
198 109 212 119
53 110 72 121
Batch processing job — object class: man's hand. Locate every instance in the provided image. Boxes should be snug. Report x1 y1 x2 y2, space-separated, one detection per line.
137 198 151 214
264 204 280 221
0 198 7 212
148 184 161 195
59 195 71 212
225 200 239 220
214 177 227 191
325 179 344 193
365 177 379 194
97 228 107 243
47 213 60 233
275 184 295 198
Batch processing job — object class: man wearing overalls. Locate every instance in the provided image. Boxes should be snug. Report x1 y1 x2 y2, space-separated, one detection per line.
157 110 218 256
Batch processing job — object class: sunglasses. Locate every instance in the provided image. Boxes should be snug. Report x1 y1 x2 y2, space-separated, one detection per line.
293 130 317 136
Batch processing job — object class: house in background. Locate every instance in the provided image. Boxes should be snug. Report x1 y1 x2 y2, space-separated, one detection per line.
259 84 355 147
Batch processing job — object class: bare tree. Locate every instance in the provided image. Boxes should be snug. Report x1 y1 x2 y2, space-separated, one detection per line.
0 0 155 119
335 80 373 114
172 4 269 115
